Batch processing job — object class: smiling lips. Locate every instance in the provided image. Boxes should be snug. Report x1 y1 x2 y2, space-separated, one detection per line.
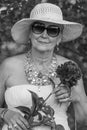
38 40 50 44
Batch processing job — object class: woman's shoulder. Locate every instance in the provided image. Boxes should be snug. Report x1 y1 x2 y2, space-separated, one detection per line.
55 54 80 70
0 54 25 70
55 54 71 65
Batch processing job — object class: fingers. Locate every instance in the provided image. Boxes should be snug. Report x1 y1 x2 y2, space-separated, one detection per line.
19 115 30 129
58 98 70 103
8 122 28 130
53 85 71 103
8 124 13 130
55 92 70 99
54 86 70 96
13 124 19 130
55 93 71 103
8 113 30 130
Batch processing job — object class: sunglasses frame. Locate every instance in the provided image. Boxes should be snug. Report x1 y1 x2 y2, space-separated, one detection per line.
31 21 62 37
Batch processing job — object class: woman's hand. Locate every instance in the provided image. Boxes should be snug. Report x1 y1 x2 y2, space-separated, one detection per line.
53 84 71 103
3 109 30 130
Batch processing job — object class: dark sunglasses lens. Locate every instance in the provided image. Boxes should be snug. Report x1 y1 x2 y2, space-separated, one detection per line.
47 26 60 37
32 23 45 34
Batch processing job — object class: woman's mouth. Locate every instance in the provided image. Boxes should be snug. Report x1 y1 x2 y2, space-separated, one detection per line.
38 40 50 44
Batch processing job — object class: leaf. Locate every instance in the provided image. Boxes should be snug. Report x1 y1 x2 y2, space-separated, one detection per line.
28 90 39 115
16 106 31 114
16 106 31 120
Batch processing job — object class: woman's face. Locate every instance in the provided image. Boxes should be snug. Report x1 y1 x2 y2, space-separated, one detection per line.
29 21 63 52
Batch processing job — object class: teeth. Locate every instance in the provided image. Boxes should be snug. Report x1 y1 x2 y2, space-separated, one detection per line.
39 41 49 43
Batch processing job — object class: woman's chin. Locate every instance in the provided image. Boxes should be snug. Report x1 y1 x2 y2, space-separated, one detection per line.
34 46 54 52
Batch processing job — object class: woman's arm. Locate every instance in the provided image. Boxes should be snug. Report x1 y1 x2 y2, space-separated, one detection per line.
0 60 8 107
71 77 87 124
55 57 87 124
0 58 30 129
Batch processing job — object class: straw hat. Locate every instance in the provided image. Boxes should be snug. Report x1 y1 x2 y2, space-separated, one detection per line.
11 3 83 44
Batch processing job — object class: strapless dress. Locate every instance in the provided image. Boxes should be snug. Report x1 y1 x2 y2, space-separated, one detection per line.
2 84 70 130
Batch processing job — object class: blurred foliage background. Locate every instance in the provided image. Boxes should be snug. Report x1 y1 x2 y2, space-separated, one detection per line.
0 0 87 130
0 0 87 94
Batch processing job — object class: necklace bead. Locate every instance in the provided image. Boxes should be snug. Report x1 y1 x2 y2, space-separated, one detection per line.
24 51 58 86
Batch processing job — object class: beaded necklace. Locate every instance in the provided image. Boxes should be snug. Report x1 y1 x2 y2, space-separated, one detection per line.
24 51 58 86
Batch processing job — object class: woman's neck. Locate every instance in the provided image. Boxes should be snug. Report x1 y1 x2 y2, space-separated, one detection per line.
31 47 54 66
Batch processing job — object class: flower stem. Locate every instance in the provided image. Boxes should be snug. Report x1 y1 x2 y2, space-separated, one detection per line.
43 78 61 104
43 92 53 104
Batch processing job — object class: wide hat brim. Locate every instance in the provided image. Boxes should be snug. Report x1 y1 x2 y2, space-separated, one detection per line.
11 18 83 44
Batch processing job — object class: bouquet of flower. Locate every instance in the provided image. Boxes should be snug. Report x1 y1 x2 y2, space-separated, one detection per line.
55 61 82 88
45 61 82 102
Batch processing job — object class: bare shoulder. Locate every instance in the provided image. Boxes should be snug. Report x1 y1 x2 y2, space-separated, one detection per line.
56 55 71 65
55 55 80 69
1 54 25 68
0 54 25 75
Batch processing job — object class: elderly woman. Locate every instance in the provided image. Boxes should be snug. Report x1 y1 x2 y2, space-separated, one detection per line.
0 2 87 130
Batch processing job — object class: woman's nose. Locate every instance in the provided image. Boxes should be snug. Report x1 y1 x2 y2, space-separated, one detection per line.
41 29 48 37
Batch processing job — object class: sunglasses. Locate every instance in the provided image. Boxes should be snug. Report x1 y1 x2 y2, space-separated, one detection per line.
32 22 61 37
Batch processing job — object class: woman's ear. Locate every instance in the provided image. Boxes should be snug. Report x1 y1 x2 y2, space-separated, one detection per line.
28 26 32 38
